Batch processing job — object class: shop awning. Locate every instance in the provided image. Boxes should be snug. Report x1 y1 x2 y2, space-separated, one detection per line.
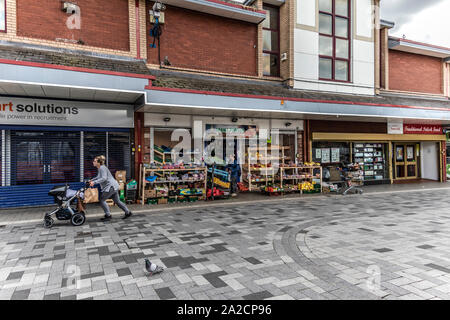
0 43 152 104
143 87 450 123
142 70 450 123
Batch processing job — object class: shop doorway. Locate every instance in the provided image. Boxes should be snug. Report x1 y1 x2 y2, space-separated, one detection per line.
278 131 296 164
10 131 80 185
394 143 418 179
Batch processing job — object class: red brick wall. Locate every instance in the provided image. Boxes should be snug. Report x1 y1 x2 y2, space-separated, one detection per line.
16 0 130 51
147 4 258 76
389 50 443 94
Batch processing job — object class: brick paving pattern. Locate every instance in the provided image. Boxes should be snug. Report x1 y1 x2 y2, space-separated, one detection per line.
1 189 450 300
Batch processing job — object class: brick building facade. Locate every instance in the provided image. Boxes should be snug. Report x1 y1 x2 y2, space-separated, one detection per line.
1 0 450 208
145 4 258 76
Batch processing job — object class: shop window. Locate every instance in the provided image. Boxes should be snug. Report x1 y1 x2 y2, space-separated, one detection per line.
313 141 350 182
151 128 193 164
262 4 280 77
0 0 5 32
353 143 388 182
313 142 350 165
319 0 351 82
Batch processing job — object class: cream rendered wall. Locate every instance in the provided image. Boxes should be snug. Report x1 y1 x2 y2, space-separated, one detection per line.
296 0 316 26
293 0 376 95
355 0 373 39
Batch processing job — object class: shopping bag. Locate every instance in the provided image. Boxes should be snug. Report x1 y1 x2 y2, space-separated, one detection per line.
84 187 99 203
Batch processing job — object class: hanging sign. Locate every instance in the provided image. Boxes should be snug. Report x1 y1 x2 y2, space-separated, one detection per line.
403 124 442 135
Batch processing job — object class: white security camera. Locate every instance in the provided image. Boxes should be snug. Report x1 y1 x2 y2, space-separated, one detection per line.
152 1 166 12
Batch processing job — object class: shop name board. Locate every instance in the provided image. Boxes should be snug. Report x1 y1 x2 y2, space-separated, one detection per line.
0 98 133 128
403 124 442 135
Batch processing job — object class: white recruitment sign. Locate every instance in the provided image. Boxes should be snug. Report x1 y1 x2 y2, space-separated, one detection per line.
0 97 134 128
387 121 403 135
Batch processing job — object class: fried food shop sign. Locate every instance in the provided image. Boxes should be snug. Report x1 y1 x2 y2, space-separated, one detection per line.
0 98 133 128
403 124 443 135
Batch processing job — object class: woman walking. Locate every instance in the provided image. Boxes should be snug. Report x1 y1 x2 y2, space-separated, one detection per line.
89 155 132 221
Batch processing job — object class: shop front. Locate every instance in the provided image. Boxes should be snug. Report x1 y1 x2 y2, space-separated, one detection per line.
137 112 305 202
0 97 134 208
310 121 446 184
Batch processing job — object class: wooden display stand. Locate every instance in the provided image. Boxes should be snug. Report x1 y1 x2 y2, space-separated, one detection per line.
243 146 290 192
140 166 207 205
280 166 323 194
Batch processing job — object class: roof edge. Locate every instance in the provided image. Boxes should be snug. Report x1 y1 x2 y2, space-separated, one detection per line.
380 19 395 29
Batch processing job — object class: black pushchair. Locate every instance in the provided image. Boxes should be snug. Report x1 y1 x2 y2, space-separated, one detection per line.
44 182 89 228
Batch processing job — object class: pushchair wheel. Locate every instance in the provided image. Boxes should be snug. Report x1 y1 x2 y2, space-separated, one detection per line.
44 216 54 228
358 189 364 194
71 213 86 226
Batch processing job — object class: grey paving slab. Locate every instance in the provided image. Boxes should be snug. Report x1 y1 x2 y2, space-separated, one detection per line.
2 186 450 299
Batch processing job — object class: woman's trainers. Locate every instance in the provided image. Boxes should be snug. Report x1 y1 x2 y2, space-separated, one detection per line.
122 211 132 219
101 215 112 222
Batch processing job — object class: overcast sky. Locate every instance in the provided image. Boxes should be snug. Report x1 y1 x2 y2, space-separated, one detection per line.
380 0 450 48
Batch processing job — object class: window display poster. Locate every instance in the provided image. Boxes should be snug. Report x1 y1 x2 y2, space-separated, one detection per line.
315 148 322 159
321 148 330 163
407 146 414 161
396 146 404 161
331 148 340 163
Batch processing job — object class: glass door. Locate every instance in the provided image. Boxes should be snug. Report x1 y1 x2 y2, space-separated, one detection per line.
394 143 418 179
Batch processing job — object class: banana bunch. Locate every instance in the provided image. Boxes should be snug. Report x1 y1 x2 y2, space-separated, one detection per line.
300 181 314 191
304 162 321 166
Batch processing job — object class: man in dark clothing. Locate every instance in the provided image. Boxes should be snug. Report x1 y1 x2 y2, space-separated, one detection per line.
226 155 241 196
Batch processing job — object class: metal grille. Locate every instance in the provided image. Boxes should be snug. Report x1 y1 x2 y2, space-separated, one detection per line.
83 131 106 180
108 131 131 179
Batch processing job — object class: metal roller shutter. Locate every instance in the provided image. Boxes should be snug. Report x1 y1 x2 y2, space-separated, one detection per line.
0 130 82 208
108 131 131 179
83 131 106 180
10 130 80 186
0 130 3 186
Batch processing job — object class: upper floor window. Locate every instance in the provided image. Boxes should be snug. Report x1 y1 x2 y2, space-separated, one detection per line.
318 0 350 82
0 0 6 32
262 4 280 77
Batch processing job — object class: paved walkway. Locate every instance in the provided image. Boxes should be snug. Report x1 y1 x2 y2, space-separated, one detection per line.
0 181 449 225
1 182 450 300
